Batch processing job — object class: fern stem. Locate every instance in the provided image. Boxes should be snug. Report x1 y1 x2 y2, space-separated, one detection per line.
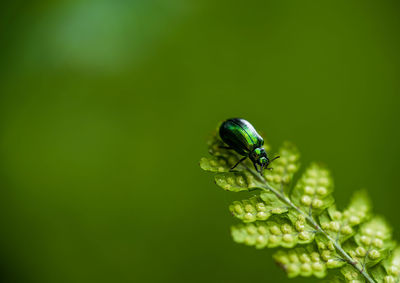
248 169 376 283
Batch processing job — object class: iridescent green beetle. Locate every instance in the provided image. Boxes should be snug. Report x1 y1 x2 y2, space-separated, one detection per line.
219 118 280 176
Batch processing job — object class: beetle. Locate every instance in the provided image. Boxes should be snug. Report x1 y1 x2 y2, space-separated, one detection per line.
219 118 279 176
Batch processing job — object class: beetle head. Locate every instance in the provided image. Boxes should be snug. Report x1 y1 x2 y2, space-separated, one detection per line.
251 148 269 166
259 156 270 171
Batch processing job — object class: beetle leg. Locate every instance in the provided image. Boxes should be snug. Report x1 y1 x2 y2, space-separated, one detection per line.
230 156 247 170
253 162 259 173
219 146 233 150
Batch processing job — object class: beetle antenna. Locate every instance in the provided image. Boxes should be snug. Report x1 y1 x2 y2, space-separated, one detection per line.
270 155 280 162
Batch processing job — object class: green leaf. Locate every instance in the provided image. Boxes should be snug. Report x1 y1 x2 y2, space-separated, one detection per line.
319 191 371 243
214 171 261 192
201 132 253 172
201 132 268 192
206 130 233 158
291 163 334 216
340 265 364 282
231 214 314 249
344 217 395 269
321 275 345 283
274 244 327 278
315 235 346 269
199 156 232 172
383 247 400 280
370 264 386 283
200 126 398 283
264 142 300 194
371 246 400 283
229 192 288 222
286 210 316 244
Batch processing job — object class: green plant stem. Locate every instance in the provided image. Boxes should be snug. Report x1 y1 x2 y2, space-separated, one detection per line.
247 168 376 283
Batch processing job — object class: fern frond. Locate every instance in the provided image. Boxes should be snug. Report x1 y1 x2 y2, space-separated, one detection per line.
200 126 397 283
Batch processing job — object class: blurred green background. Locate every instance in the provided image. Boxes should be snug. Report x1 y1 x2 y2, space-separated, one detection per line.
0 0 399 282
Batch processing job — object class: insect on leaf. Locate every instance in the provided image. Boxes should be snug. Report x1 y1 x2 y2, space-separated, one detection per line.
200 122 398 283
